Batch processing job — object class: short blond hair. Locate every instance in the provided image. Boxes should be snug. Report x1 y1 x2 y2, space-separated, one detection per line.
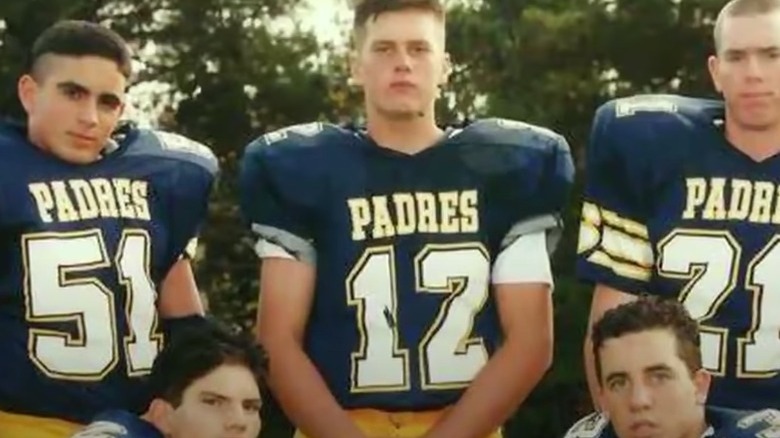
351 0 446 47
714 0 780 52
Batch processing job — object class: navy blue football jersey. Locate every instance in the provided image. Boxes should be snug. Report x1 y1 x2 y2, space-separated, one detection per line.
240 119 573 410
577 94 780 409
563 407 780 438
0 122 218 423
71 410 162 438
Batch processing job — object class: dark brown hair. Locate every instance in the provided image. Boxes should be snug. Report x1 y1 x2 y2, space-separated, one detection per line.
30 20 132 79
592 295 701 385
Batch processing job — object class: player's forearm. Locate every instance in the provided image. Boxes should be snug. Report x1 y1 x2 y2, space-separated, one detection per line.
267 344 365 438
424 334 552 438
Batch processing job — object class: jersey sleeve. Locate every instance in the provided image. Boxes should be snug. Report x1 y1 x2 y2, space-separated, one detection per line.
576 100 655 294
563 412 611 438
490 119 575 256
238 123 326 264
168 164 216 262
148 130 219 266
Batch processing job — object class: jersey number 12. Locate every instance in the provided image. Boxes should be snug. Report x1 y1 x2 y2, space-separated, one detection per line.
347 244 491 393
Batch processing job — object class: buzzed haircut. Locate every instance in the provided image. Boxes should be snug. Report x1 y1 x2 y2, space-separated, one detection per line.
713 0 780 53
29 20 133 79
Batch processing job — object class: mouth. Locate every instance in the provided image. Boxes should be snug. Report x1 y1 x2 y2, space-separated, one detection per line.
67 132 98 143
740 91 774 101
629 420 657 434
389 80 417 91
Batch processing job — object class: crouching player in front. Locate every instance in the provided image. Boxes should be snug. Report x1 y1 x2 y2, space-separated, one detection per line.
565 296 780 438
71 319 266 438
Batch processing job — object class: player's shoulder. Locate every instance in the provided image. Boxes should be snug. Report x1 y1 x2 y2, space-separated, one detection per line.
712 407 780 437
452 117 568 153
244 121 353 158
594 94 722 136
563 412 614 438
0 121 30 158
71 409 162 438
122 125 219 176
447 117 572 180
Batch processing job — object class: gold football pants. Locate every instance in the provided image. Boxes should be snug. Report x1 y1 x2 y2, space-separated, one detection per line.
294 408 503 438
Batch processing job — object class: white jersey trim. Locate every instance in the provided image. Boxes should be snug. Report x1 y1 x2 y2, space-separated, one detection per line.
491 231 554 287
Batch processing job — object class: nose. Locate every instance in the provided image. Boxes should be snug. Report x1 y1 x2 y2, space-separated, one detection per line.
394 49 413 72
223 404 249 433
77 100 99 127
628 382 653 411
745 55 766 82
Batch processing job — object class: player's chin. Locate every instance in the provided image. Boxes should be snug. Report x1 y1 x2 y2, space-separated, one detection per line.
51 144 102 164
380 105 426 120
734 110 780 131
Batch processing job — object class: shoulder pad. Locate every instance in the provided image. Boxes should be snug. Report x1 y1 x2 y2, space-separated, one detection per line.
734 409 780 436
453 117 566 151
71 420 129 437
125 129 219 176
262 122 327 145
77 409 163 438
448 117 572 177
244 122 355 174
254 122 351 151
564 412 611 438
589 94 722 171
597 94 722 128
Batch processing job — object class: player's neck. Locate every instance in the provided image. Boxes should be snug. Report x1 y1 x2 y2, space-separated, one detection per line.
366 113 444 155
725 118 780 162
687 410 709 438
140 410 162 431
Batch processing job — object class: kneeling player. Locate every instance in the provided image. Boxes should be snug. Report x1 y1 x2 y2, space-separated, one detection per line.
71 319 266 438
565 296 780 438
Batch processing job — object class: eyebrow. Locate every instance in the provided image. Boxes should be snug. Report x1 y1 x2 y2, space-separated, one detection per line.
57 80 123 107
604 363 672 383
724 46 780 54
371 39 432 46
200 390 262 404
644 364 673 373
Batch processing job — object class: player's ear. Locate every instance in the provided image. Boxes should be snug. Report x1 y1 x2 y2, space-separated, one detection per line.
707 55 722 94
118 100 126 118
439 52 452 86
349 49 364 87
596 384 607 412
17 74 39 115
146 398 176 434
692 368 711 405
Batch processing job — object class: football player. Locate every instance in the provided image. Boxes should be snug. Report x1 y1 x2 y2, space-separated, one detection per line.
0 21 218 437
578 0 780 410
565 296 780 438
70 319 266 438
239 1 574 438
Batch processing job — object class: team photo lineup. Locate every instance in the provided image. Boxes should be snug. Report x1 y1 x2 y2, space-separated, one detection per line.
1 0 780 437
